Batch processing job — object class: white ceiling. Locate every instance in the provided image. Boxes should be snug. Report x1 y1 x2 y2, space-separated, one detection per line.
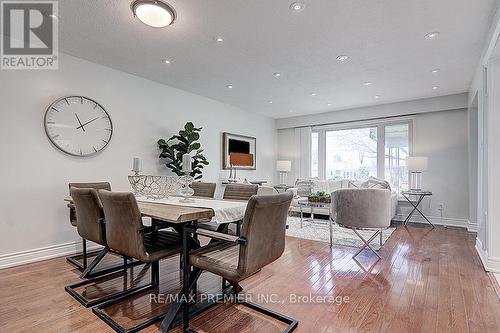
58 0 496 119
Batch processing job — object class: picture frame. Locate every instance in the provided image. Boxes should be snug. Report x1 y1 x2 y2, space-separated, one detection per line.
222 132 256 170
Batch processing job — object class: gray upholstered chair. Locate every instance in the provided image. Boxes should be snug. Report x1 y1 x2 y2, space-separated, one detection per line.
191 181 216 198
223 183 258 201
331 188 392 259
67 182 111 271
93 191 183 333
180 192 298 332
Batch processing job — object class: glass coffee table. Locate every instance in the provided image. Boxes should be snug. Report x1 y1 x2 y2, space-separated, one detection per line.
297 199 333 246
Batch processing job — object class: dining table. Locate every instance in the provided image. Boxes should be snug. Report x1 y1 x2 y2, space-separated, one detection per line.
64 194 248 332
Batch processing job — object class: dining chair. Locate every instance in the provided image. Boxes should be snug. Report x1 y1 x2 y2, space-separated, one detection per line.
67 182 111 271
177 192 298 333
93 190 183 333
223 183 258 201
331 188 392 259
191 181 216 198
65 188 139 307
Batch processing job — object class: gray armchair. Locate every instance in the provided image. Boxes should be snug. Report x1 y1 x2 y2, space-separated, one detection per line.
331 188 392 259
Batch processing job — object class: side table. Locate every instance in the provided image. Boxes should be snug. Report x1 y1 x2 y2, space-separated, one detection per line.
401 190 434 228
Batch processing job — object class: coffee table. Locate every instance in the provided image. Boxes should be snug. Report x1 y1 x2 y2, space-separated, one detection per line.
297 199 333 246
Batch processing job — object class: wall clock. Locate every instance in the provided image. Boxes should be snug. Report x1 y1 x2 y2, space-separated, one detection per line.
44 96 113 157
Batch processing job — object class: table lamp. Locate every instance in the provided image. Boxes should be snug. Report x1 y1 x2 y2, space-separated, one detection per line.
406 156 428 191
276 160 292 186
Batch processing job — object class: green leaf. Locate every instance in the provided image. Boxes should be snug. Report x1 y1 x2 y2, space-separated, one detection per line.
189 142 201 151
185 122 194 131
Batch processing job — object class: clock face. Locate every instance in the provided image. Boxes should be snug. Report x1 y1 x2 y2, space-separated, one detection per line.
44 96 113 157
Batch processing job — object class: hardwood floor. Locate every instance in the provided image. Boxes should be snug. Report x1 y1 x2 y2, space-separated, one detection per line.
1 224 500 333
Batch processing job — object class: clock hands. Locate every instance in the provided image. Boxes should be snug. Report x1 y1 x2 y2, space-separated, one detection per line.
76 117 100 130
75 113 85 132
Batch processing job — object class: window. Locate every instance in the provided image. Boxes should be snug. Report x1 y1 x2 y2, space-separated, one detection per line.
311 119 412 193
325 127 377 181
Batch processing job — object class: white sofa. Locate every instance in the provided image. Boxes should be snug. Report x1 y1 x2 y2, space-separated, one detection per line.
288 178 398 219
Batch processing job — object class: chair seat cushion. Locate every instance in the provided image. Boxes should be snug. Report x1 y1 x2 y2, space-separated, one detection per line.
189 242 241 281
143 231 182 262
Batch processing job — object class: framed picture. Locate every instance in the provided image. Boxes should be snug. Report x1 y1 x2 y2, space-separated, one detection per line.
222 132 256 170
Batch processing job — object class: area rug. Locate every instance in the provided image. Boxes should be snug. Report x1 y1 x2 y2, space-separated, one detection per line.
286 216 396 249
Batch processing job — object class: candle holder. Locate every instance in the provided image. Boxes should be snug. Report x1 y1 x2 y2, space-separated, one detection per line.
179 174 195 203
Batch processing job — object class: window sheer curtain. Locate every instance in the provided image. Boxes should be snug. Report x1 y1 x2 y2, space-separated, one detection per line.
293 127 312 181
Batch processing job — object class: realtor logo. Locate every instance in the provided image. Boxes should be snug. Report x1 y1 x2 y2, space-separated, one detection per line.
1 1 58 69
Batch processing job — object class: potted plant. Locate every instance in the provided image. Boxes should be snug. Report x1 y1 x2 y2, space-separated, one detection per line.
157 122 209 179
308 191 331 203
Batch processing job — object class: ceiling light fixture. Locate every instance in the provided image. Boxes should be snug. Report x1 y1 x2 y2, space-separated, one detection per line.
131 0 176 28
374 95 381 99
273 72 282 78
162 59 171 64
214 36 224 43
363 81 373 86
226 84 233 89
327 103 332 106
268 100 273 104
431 68 440 74
432 86 440 90
289 2 306 12
424 31 440 40
336 55 349 62
310 92 318 96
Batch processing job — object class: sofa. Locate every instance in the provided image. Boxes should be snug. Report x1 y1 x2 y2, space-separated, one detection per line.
288 178 398 219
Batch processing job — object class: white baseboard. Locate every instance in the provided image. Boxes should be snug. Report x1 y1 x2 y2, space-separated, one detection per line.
475 238 500 273
0 240 102 270
468 222 479 233
393 213 469 229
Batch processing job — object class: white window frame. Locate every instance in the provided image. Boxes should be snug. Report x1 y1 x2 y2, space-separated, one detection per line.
311 116 415 185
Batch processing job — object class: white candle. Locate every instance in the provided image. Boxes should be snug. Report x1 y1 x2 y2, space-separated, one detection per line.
182 154 192 174
132 157 141 172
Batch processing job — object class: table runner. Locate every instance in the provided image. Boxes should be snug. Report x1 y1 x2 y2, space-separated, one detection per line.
136 196 247 224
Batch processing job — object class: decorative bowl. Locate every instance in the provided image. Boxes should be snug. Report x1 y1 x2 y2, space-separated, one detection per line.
128 175 183 199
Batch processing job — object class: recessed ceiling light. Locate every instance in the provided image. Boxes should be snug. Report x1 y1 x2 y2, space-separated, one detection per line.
310 92 318 96
273 72 281 78
336 55 349 62
363 81 373 86
226 84 233 89
289 2 306 12
268 100 273 104
425 31 440 40
131 0 176 28
432 86 440 90
374 95 381 99
327 103 332 106
431 68 440 74
162 59 171 64
214 36 224 43
289 109 293 113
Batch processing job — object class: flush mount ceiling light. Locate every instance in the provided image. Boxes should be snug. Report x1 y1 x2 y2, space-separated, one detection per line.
336 55 349 62
432 86 440 90
425 31 440 40
226 84 233 89
273 72 282 78
374 95 381 99
327 103 332 106
289 2 306 12
431 68 440 74
363 81 373 86
268 100 274 104
131 0 176 28
310 92 318 96
214 36 224 43
162 59 171 64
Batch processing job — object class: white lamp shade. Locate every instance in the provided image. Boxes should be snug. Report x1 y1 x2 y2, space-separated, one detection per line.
406 156 428 171
276 160 292 172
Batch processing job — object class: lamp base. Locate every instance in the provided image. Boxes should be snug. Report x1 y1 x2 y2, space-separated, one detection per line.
410 172 423 191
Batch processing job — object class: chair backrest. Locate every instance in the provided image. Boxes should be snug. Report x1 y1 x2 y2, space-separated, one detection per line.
223 184 258 201
238 192 293 276
332 188 391 229
98 190 147 261
70 188 106 246
257 186 277 195
192 182 216 198
294 179 313 197
68 182 111 226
